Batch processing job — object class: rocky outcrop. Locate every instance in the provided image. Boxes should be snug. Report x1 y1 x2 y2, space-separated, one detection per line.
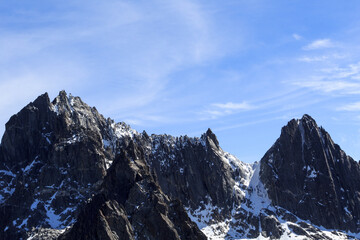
58 194 135 240
0 91 114 239
60 144 206 240
101 122 252 228
260 114 360 232
145 129 247 216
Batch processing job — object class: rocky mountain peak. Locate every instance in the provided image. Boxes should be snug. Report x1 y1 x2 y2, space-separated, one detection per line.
260 114 360 232
32 92 52 110
300 113 316 123
204 128 219 149
3 92 52 134
0 91 115 239
51 90 91 116
51 90 74 115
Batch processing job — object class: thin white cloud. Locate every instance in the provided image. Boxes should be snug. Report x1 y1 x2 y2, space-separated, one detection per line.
298 56 329 62
337 102 360 111
292 80 360 94
212 101 253 110
199 101 255 120
317 62 360 80
292 33 302 40
290 60 360 95
303 38 334 50
297 53 346 63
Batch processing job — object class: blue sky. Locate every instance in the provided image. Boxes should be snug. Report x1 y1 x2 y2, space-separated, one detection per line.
1 0 360 163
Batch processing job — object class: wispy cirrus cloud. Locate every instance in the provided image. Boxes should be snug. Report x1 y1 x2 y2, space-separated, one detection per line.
321 62 360 79
297 54 346 63
337 102 360 111
303 38 334 50
298 56 329 62
199 101 256 120
292 33 303 40
290 60 360 95
292 80 360 94
212 102 254 110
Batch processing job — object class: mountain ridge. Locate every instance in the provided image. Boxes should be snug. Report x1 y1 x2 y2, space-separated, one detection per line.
1 91 360 240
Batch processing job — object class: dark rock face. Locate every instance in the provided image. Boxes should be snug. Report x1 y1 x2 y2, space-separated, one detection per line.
0 91 114 239
59 194 135 240
101 125 251 230
60 144 206 240
2 91 360 239
145 129 244 216
260 114 360 232
260 214 283 239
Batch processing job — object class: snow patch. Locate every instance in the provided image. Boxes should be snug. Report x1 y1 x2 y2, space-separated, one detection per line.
113 122 138 139
104 158 113 170
344 206 352 216
308 169 317 179
42 132 52 144
31 199 40 211
45 206 62 228
2 186 15 195
186 196 228 236
103 139 112 149
0 170 16 177
23 156 39 173
64 134 81 145
52 104 60 115
18 217 28 229
242 162 272 215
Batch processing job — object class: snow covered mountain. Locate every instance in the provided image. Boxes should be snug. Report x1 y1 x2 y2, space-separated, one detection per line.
1 91 360 240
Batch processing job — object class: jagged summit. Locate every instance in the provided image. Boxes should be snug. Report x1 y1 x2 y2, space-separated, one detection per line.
33 92 52 109
204 128 219 148
260 114 360 232
0 91 120 239
1 92 360 239
301 113 315 122
51 90 77 115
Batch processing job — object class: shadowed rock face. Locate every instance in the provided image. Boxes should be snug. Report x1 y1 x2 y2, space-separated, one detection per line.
60 144 206 240
59 195 135 240
144 128 242 216
260 114 360 232
0 91 114 239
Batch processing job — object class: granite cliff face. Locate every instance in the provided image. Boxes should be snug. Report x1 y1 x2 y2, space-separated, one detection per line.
1 92 360 240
